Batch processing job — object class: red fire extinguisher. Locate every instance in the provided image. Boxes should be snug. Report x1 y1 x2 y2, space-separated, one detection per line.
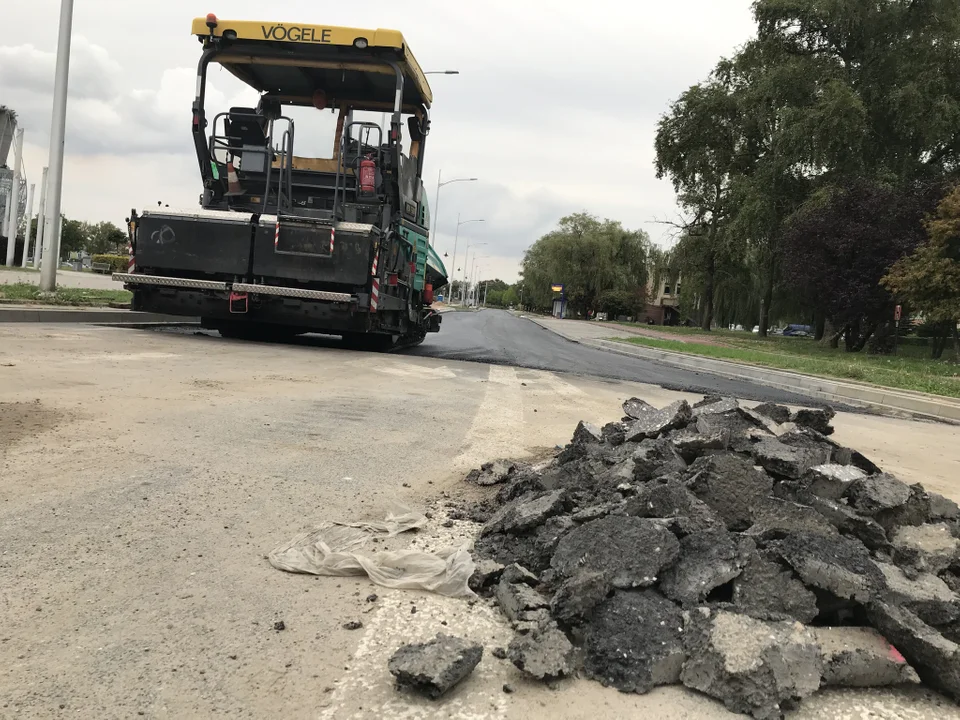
359 155 376 195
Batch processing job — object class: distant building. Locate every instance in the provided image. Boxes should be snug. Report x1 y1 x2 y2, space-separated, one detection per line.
641 272 682 325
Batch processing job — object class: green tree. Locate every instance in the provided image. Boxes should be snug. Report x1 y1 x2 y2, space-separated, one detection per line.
884 185 960 359
655 78 745 330
521 213 649 316
83 221 127 255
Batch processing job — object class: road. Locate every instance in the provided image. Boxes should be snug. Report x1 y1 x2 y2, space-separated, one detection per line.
2 321 959 719
412 310 838 406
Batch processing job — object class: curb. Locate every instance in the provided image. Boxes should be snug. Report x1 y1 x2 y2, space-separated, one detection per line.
524 316 960 423
0 307 198 324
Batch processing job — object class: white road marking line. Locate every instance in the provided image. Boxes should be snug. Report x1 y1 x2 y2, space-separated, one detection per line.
452 365 525 473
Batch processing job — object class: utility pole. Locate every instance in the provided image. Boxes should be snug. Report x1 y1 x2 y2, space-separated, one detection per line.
34 167 48 268
39 0 75 291
4 128 23 266
21 182 35 267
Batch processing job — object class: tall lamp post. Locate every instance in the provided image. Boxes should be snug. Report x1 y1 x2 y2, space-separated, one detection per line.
450 216 483 302
461 245 488 306
431 171 477 252
39 0 75 291
470 257 488 305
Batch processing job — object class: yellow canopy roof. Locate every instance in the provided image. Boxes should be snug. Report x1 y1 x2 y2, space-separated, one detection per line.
191 17 432 108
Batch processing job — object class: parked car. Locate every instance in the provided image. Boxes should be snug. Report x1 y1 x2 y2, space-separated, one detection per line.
783 324 813 337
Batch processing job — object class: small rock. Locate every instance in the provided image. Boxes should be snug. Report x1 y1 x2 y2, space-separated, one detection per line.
733 552 819 624
624 400 693 442
468 559 506 592
388 634 483 699
366 594 378 603
481 490 566 537
584 590 685 694
751 402 791 425
848 474 912 516
502 683 515 693
791 407 836 435
681 608 822 720
803 464 867 500
752 437 824 480
891 523 960 575
814 626 920 687
622 397 657 420
550 571 611 625
551 516 680 590
508 621 576 680
273 621 286 632
343 621 363 631
492 647 507 660
501 563 539 586
494 579 549 622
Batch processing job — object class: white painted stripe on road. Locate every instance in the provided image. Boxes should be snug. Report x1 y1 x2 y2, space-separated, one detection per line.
452 365 525 474
532 370 587 400
317 517 512 720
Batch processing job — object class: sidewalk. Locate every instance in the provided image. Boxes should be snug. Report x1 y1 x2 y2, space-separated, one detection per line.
525 315 960 423
0 304 195 324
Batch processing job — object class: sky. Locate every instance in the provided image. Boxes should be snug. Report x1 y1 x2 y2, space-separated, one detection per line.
0 1 757 282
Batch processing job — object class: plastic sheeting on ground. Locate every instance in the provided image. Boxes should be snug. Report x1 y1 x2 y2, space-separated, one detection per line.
268 507 476 598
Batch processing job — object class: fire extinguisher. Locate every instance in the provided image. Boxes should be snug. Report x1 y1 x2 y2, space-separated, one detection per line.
359 155 376 195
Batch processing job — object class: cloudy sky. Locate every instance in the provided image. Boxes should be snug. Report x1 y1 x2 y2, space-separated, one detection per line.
0 1 757 281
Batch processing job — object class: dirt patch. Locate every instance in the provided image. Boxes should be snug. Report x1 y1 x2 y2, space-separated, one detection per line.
0 401 64 449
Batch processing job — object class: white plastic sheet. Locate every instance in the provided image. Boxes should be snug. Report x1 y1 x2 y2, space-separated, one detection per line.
268 507 476 598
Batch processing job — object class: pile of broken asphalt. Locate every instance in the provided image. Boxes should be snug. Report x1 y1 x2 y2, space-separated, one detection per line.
460 396 960 719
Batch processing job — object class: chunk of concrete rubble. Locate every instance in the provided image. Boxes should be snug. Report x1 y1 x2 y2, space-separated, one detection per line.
624 479 724 535
669 429 726 462
571 420 603 445
680 608 822 720
867 602 960 701
584 590 685 694
752 438 821 480
550 571 611 625
507 621 576 680
745 497 840 541
494 578 549 622
891 522 960 575
468 558 505 592
473 531 551 576
500 563 539 586
876 561 960 626
692 396 740 417
695 409 772 452
533 515 577 557
751 402 791 425
800 493 890 550
601 421 627 446
466 459 530 486
388 634 483 699
495 472 546 505
848 473 912 516
733 552 819 624
685 454 774 531
775 532 886 604
632 438 687 482
659 531 753 606
481 489 566 537
622 396 657 420
571 501 623 523
791 407 836 435
551 516 680 589
813 626 920 687
930 492 960 521
875 484 932 532
803 464 866 500
624 400 693 442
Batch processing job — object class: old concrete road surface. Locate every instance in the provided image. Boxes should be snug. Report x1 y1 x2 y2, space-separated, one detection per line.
412 309 831 405
2 323 960 720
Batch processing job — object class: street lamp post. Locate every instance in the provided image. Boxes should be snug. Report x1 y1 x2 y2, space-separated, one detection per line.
39 0 75 291
431 170 477 252
461 244 487 306
470 256 488 305
450 215 483 303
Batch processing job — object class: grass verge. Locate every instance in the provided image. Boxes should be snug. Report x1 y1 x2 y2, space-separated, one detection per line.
0 282 132 307
618 334 960 399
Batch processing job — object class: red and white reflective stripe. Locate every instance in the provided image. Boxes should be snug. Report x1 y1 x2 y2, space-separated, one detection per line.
274 220 280 249
369 249 379 313
127 242 135 274
329 227 335 255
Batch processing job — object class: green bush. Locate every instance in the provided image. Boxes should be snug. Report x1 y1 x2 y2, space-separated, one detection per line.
92 254 128 273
